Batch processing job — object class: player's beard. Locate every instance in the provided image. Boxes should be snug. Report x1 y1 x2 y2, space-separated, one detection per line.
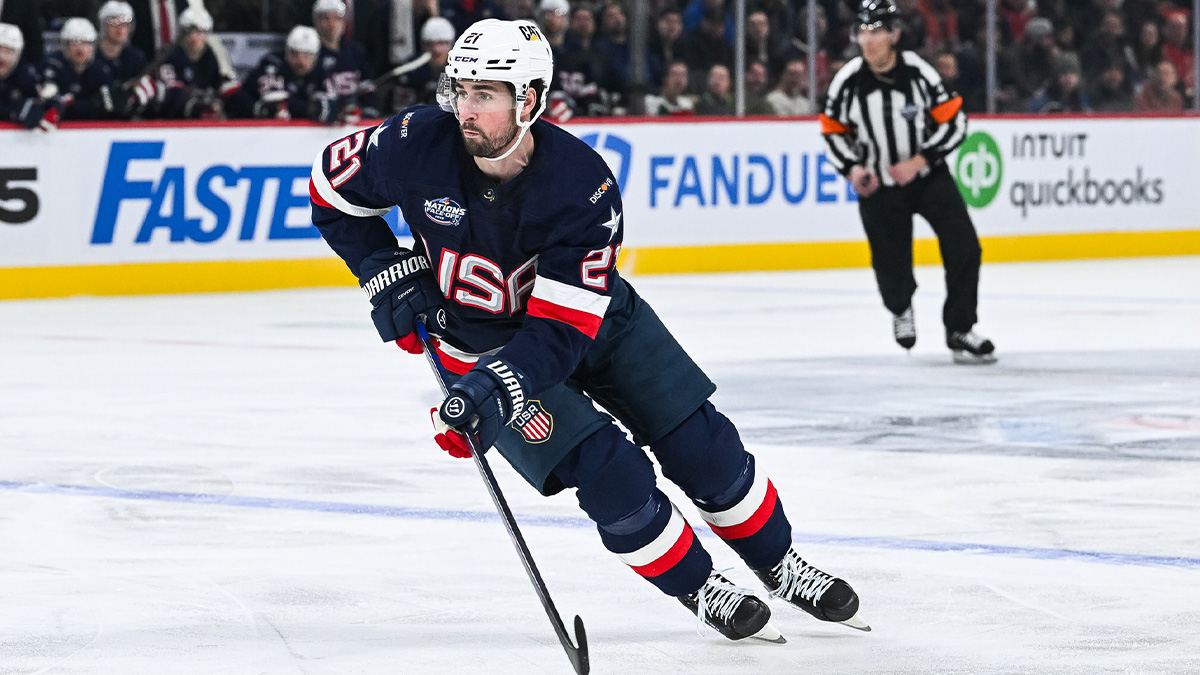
461 116 520 159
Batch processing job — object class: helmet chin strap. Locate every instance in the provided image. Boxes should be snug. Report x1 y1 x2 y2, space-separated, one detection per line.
480 104 533 163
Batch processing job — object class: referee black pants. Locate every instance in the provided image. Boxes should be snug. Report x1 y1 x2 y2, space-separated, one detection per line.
857 166 981 333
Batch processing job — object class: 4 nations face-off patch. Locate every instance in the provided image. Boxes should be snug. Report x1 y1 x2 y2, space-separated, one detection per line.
511 400 553 443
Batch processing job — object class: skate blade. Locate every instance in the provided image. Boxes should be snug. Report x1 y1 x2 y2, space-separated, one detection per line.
750 622 787 644
952 350 997 365
838 613 872 632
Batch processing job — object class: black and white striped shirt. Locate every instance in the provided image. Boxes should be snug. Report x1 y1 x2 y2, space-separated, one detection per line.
821 51 966 187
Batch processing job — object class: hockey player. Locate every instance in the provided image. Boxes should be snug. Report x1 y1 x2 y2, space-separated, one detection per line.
310 18 869 642
381 17 455 112
227 26 327 121
94 1 158 116
0 23 58 131
42 18 133 121
155 7 236 119
312 0 380 122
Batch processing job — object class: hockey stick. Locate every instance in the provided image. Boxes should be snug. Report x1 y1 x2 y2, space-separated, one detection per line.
415 320 590 675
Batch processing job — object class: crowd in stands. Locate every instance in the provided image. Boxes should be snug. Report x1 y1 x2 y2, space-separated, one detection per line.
1 0 1196 129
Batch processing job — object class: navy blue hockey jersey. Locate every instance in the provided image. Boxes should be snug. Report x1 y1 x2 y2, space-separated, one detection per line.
310 105 624 397
156 45 235 118
1 62 43 125
317 38 378 113
227 52 324 120
96 44 149 84
42 53 120 120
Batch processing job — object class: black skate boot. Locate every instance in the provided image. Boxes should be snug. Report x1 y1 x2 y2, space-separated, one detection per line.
946 330 997 364
754 547 870 631
893 306 916 350
678 572 785 643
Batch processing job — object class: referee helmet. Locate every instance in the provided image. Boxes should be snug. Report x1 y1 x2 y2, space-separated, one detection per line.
857 0 899 30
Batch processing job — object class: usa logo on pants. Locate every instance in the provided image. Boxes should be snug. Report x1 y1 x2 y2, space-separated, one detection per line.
512 400 553 443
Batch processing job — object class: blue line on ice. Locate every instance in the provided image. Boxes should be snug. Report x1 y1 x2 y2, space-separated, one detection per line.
3 479 1196 570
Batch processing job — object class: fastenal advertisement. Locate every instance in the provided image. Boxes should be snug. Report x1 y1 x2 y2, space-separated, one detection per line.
1 116 1197 288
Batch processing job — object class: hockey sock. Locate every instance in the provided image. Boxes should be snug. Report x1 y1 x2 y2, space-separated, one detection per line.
652 403 792 571
551 424 712 597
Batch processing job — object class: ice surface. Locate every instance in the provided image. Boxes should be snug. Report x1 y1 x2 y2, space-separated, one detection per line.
1 257 1198 674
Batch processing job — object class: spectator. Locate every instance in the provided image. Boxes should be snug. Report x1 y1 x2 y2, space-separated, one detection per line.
1089 59 1134 111
753 0 795 49
314 0 380 119
996 0 1035 41
155 8 235 119
791 5 829 94
537 0 569 48
44 18 130 120
681 5 734 92
383 16 455 112
694 63 733 115
1027 51 1091 113
743 61 772 114
1132 19 1163 82
745 10 787 78
644 59 695 116
503 0 536 22
919 0 959 55
227 26 328 121
0 23 57 130
895 0 928 53
648 9 684 86
594 3 631 98
1080 10 1134 81
683 0 734 44
1 0 44 66
1160 13 1194 98
439 0 507 36
933 50 984 113
1133 60 1184 111
766 57 812 115
95 1 148 83
558 5 612 116
1002 16 1057 105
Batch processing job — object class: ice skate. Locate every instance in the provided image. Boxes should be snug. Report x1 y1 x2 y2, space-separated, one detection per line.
947 330 996 364
893 306 916 350
754 547 870 631
678 571 786 643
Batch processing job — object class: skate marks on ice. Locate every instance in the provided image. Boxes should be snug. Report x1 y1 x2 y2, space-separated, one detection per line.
714 350 1200 462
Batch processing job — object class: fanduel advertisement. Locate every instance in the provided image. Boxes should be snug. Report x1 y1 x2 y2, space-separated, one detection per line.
1 116 1197 270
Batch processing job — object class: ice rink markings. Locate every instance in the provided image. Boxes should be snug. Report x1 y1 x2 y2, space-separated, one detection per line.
2 479 1197 572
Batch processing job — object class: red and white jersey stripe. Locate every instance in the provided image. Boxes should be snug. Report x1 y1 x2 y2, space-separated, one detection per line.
616 505 695 578
696 471 778 540
431 339 499 376
527 275 611 339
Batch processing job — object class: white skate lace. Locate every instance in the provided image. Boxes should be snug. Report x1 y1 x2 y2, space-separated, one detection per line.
695 570 751 637
893 308 915 338
772 551 835 604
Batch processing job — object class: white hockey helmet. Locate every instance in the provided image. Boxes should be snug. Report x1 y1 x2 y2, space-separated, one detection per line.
312 0 347 19
60 18 98 44
442 19 553 128
178 7 214 33
421 17 455 44
286 25 320 54
0 23 23 57
98 1 135 25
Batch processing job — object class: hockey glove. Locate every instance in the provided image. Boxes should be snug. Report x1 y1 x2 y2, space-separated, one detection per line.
359 249 444 353
437 357 528 454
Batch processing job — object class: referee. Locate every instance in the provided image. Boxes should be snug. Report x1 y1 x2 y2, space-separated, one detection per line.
821 0 996 364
